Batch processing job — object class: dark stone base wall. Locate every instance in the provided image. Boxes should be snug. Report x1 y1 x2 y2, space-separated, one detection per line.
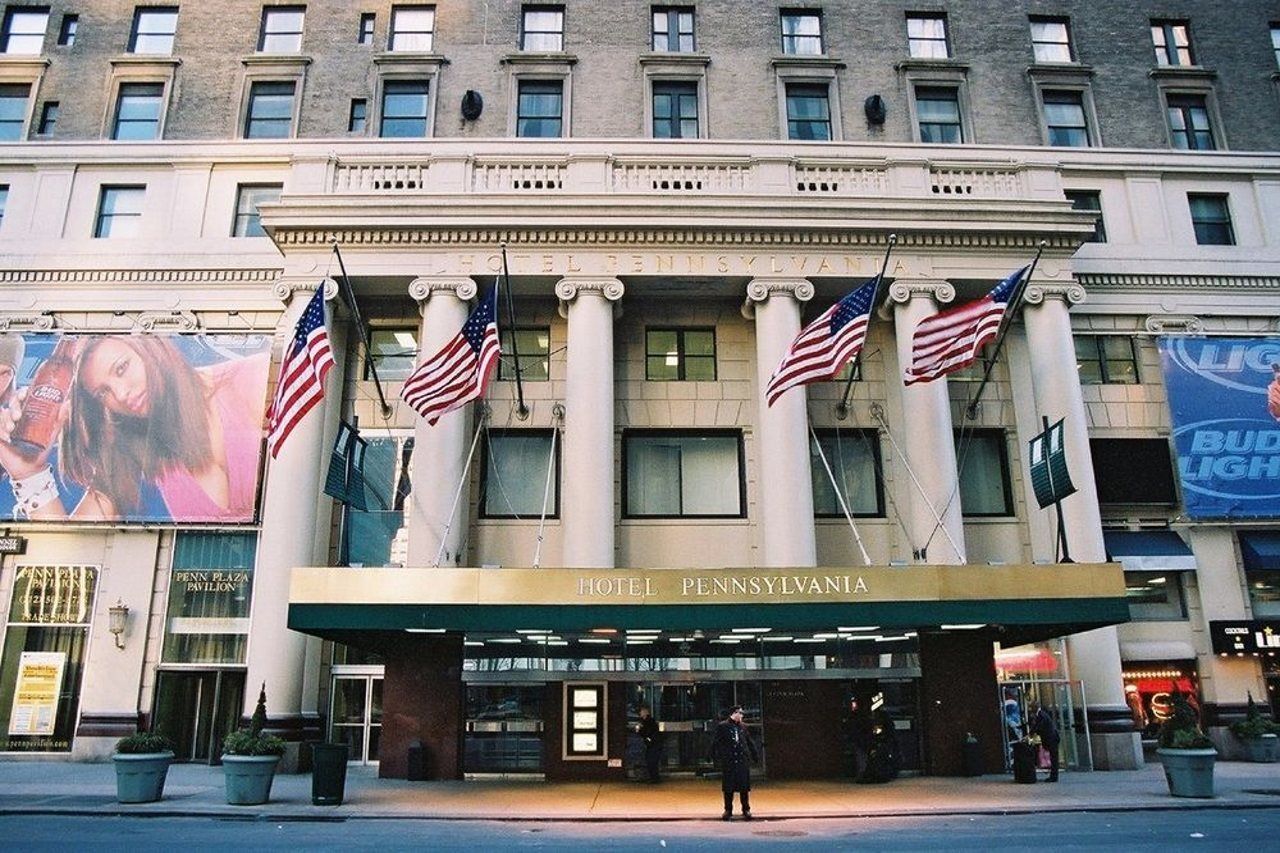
919 632 1004 775
379 634 465 780
543 681 628 782
762 680 848 779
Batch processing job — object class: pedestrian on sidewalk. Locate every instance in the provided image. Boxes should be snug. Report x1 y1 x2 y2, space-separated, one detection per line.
635 705 662 783
713 705 759 820
1029 701 1061 782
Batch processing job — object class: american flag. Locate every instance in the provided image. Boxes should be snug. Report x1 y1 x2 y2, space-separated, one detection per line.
765 277 879 407
401 284 500 425
266 286 335 458
903 266 1027 386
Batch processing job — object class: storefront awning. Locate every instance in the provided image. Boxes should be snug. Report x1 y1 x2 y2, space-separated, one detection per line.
288 563 1128 649
1239 532 1280 571
1103 530 1196 572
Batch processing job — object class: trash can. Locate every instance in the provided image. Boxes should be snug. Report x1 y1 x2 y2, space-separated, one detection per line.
406 741 427 781
1011 741 1037 784
311 743 349 805
962 736 984 777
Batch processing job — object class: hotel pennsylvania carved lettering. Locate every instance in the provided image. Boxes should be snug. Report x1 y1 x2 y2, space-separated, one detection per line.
575 574 870 599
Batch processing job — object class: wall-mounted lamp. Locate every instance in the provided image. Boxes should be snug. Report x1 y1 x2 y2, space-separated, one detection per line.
461 90 484 121
108 599 129 650
864 94 887 126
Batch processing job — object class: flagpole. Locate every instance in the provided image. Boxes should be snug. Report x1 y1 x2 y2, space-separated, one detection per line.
964 240 1047 421
332 243 394 419
499 243 529 419
836 233 896 420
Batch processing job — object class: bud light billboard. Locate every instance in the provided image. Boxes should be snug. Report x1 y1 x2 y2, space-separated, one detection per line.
1158 336 1280 519
0 334 271 523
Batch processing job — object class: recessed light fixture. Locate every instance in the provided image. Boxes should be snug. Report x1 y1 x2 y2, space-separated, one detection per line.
487 638 522 644
626 638 654 645
940 624 986 630
761 636 795 642
730 628 771 634
838 626 879 632
516 629 550 634
405 628 446 634
793 638 825 644
813 632 840 640
590 628 618 635
579 638 611 644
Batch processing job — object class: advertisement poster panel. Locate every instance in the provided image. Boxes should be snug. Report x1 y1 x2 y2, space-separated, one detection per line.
1158 336 1280 519
8 651 66 736
0 334 270 523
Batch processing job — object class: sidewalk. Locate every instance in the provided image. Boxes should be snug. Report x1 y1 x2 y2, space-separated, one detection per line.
0 760 1278 821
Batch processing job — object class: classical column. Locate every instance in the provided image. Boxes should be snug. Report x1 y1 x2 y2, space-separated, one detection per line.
406 277 477 567
745 278 817 568
243 278 340 763
1022 279 1142 770
888 279 966 565
555 277 624 568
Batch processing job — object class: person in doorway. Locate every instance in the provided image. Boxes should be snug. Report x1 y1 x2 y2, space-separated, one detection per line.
713 705 759 820
1029 701 1061 782
635 705 661 783
1003 687 1024 743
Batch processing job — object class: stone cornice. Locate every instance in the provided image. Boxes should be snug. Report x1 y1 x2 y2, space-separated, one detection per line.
408 276 478 303
1075 273 1280 292
0 268 280 286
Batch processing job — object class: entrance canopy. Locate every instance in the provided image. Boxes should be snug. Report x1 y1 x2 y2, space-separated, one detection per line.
288 563 1127 651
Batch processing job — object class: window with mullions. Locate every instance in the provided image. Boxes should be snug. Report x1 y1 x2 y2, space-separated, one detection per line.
94 185 145 238
652 80 698 138
366 327 419 380
1272 24 1280 69
1 7 48 55
645 328 715 381
0 83 29 140
1166 93 1214 150
955 430 1013 516
358 12 375 45
380 79 430 136
652 6 694 52
1042 89 1089 147
346 435 414 568
1074 336 1137 385
785 82 831 140
111 82 164 140
914 86 962 143
1151 20 1193 66
1247 567 1280 617
1065 190 1106 242
389 5 434 52
130 6 178 54
906 13 948 59
481 430 559 518
1030 17 1072 63
1188 193 1234 246
232 184 281 237
516 79 563 137
258 5 305 53
780 10 822 55
244 80 296 138
810 429 884 517
498 327 550 382
57 13 76 46
1124 571 1186 621
520 5 564 51
624 430 744 518
162 532 256 664
349 98 367 132
36 100 56 135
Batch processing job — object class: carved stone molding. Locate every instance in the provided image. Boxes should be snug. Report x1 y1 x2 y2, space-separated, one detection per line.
1022 280 1086 306
136 311 199 333
1144 314 1204 335
887 278 955 305
741 277 814 319
1076 273 1280 292
271 276 338 303
555 277 624 319
408 276 478 303
0 268 279 286
0 313 56 332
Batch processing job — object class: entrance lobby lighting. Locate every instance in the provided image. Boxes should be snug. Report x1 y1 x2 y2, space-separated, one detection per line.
626 638 654 645
517 629 551 634
626 629 661 634
793 638 824 644
578 637 611 644
108 600 130 649
940 624 986 630
838 634 880 641
838 626 879 632
589 628 617 634
487 637 522 644
711 638 743 644
405 628 446 633
813 632 840 640
875 635 911 642
761 636 795 642
730 628 771 633
463 640 483 647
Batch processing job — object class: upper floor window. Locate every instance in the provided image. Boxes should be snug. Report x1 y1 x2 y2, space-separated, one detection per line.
1188 193 1234 246
956 430 1013 517
130 6 178 54
481 430 559 518
112 82 164 140
380 79 430 136
36 99 55 135
1064 190 1106 242
244 80 296 138
1030 17 1072 62
1041 89 1090 147
1240 532 1280 618
56 12 76 46
780 9 822 55
785 82 831 140
1124 571 1187 621
520 5 564 51
516 79 562 137
652 80 698 138
914 85 962 143
366 327 418 380
0 84 29 140
652 6 694 52
0 184 7 228
1074 336 1137 384
232 184 282 237
390 5 433 51
498 327 551 382
94 186 145 238
906 13 948 59
348 98 367 132
1272 24 1280 68
1151 20 1193 66
646 328 715 380
1 7 48 54
259 5 305 53
623 430 744 518
810 429 883 517
1166 93 1214 150
358 12 375 45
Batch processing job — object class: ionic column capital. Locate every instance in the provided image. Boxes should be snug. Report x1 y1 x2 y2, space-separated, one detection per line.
741 277 814 319
408 276 478 304
1022 280 1087 307
556 277 624 319
272 276 338 303
887 278 955 306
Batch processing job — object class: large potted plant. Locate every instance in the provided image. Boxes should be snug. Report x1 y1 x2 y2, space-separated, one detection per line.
112 731 175 804
1155 691 1216 798
221 684 286 805
1229 693 1280 763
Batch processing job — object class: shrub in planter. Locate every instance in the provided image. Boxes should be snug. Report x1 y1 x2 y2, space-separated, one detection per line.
113 731 175 804
1156 692 1216 798
222 684 287 805
1229 693 1280 763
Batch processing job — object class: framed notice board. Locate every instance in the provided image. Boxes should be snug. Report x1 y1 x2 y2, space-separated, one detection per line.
562 682 607 760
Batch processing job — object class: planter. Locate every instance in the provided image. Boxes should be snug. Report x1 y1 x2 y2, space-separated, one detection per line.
222 755 281 805
113 752 174 804
1156 747 1216 798
1241 733 1279 763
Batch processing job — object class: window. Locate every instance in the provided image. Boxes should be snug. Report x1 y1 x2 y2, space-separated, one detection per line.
380 79 429 136
56 12 76 46
1 7 48 54
810 429 883 517
259 5 305 53
35 99 55 135
232 184 281 237
915 85 962 143
1090 439 1177 505
0 83 28 140
780 10 822 55
358 12 375 45
785 82 831 140
366 327 418 380
244 80 296 138
111 82 164 140
652 80 697 138
130 6 178 54
498 327 550 382
516 79 562 137
1187 193 1234 246
1030 17 1072 62
1166 93 1214 150
652 6 694 52
0 185 7 227
389 5 433 51
1042 89 1089 147
348 98 367 132
623 431 744 517
520 5 564 51
645 328 715 381
1151 20 1193 66
1124 571 1186 621
94 186 145 238
162 532 257 664
1065 190 1106 243
1272 24 1280 68
906 13 948 58
955 430 1013 516
481 430 559 518
1074 336 1137 384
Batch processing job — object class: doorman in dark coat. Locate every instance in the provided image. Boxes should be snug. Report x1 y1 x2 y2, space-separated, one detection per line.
713 705 759 819
1030 702 1061 782
635 705 661 782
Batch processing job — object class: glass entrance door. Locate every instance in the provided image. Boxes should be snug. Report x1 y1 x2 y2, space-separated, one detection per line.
329 675 383 764
627 681 762 776
464 684 545 773
153 670 245 763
